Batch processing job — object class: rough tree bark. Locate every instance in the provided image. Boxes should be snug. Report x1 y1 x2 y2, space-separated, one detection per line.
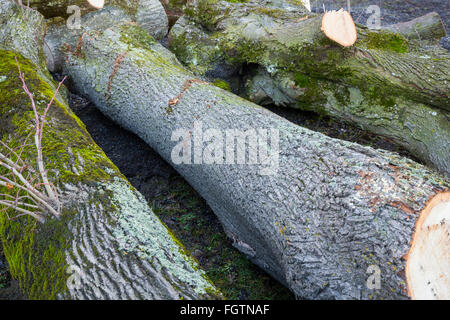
0 1 219 300
168 0 450 175
61 22 450 299
28 0 167 27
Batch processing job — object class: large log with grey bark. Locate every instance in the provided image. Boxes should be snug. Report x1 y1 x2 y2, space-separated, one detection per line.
0 1 219 300
168 0 450 175
61 21 450 299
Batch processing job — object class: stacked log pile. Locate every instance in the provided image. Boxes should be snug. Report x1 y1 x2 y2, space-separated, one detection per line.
0 0 448 300
169 0 450 174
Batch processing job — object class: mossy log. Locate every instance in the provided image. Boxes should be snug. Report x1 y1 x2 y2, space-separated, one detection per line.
0 1 219 300
168 0 450 175
33 0 168 42
62 22 449 299
29 0 165 20
27 0 96 18
383 12 446 42
43 1 168 72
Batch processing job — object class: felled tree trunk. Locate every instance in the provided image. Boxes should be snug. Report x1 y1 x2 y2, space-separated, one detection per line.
43 1 168 72
0 1 219 300
62 22 450 300
28 0 97 18
383 12 446 42
29 0 166 26
168 0 450 175
33 0 168 40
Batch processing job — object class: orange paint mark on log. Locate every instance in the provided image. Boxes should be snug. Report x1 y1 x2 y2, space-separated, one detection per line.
389 201 416 215
168 79 208 107
106 51 128 101
73 35 84 57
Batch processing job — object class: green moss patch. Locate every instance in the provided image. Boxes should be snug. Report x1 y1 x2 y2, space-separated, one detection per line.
212 79 232 91
363 31 409 54
184 0 223 30
0 50 117 299
118 24 156 49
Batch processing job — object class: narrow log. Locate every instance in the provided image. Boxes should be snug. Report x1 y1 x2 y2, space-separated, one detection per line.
384 12 446 43
0 1 219 300
29 0 166 28
168 0 450 175
179 0 449 110
62 22 450 299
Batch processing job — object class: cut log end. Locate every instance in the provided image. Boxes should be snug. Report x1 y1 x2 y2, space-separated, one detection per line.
87 0 105 9
406 192 450 300
321 9 357 47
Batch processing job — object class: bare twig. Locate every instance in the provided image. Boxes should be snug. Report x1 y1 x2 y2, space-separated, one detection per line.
0 57 66 222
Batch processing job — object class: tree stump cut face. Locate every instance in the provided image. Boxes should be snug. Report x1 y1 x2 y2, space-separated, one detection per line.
87 0 105 9
406 192 450 300
321 9 357 47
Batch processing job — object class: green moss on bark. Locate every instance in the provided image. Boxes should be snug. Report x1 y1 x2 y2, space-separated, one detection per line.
362 30 409 53
118 23 156 49
0 212 74 299
29 0 140 18
0 50 115 298
172 2 448 109
212 79 231 91
184 0 223 30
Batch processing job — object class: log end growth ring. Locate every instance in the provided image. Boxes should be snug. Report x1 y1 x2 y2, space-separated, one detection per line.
321 9 357 47
87 0 105 9
406 192 450 300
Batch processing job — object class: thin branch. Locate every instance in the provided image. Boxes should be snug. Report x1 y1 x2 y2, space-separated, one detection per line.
0 201 45 223
40 76 67 142
0 200 39 209
0 57 64 223
0 177 60 218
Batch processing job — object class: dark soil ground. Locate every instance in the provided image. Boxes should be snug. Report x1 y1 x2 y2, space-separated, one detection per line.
0 0 447 300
